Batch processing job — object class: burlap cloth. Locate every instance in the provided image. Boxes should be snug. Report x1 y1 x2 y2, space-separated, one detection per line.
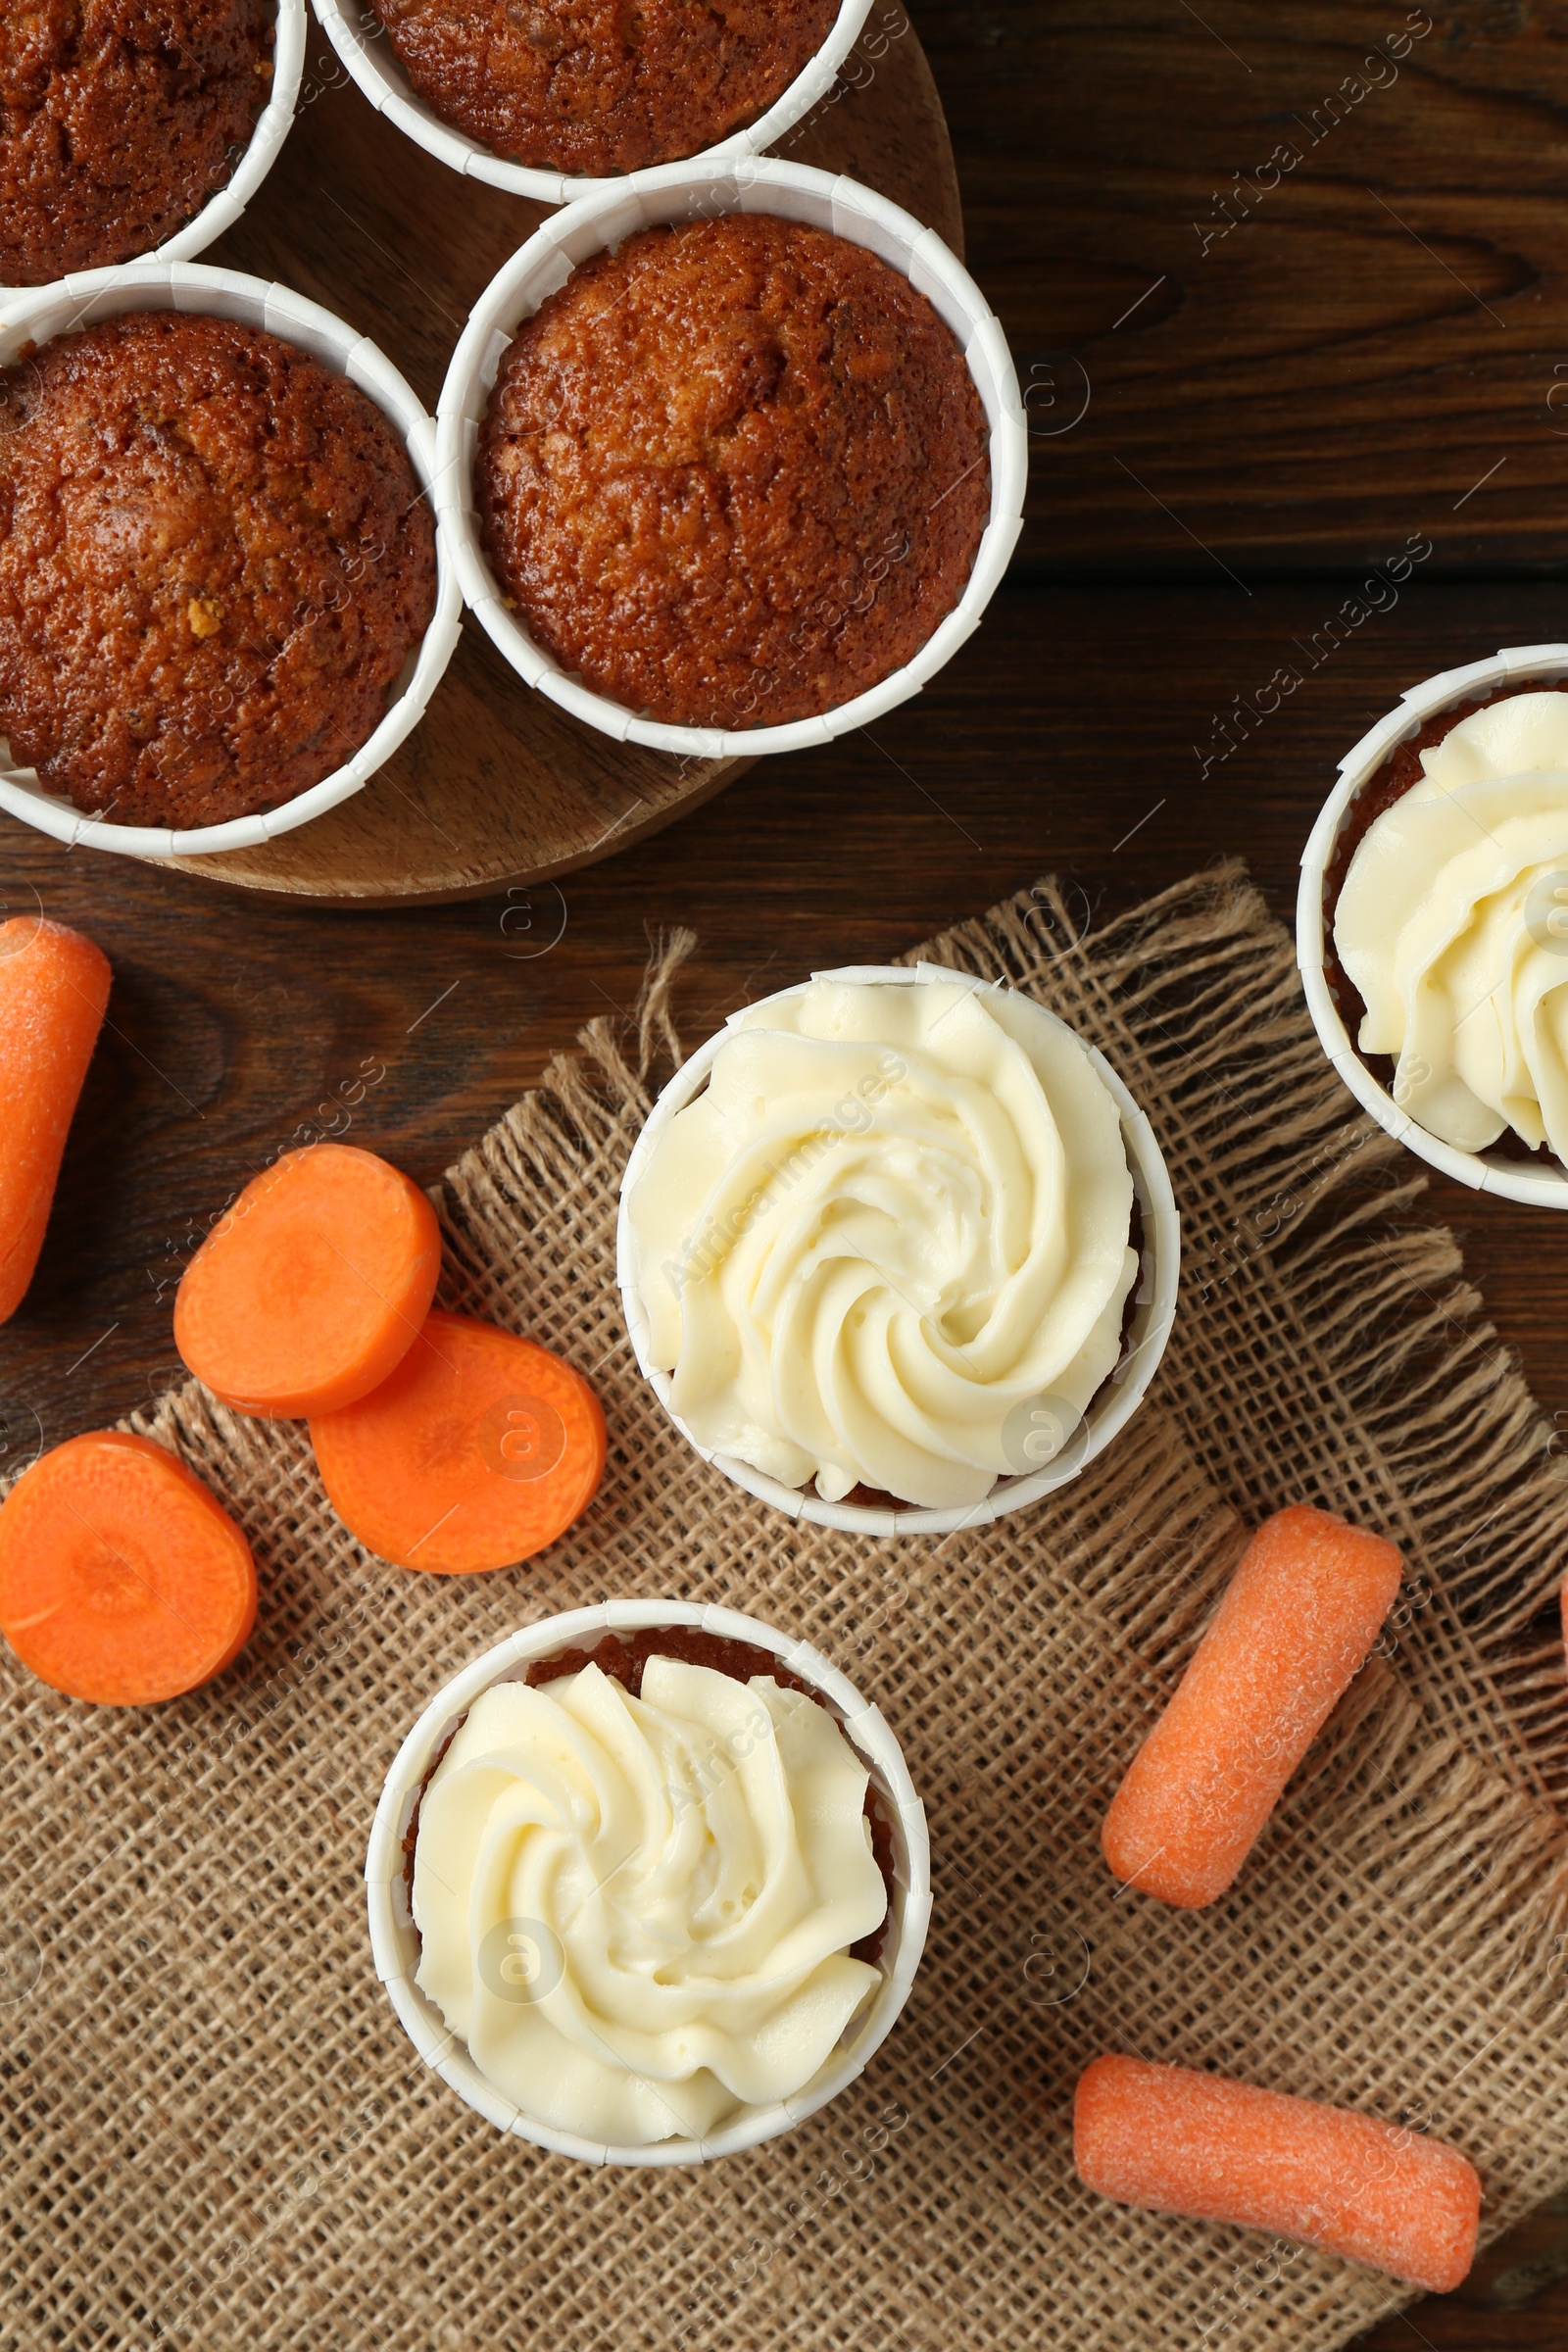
4 862 1567 2352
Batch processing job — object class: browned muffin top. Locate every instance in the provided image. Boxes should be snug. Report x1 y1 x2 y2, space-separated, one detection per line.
0 1 273 287
477 215 991 731
0 310 438 832
369 0 838 176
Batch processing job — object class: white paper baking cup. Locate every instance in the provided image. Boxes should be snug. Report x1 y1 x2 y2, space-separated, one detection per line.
1298 643 1568 1208
366 1598 931 2166
434 157 1028 758
0 262 462 862
0 0 307 317
314 0 874 204
615 962 1183 1538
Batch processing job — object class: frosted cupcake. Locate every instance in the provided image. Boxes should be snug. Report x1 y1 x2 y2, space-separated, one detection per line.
619 966 1178 1529
1328 685 1568 1169
373 1602 930 2160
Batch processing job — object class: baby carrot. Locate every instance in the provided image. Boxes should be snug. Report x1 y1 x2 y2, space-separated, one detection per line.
174 1143 441 1418
310 1308 606 1573
1074 2054 1481 2294
0 1431 257 1705
1102 1503 1403 1907
0 914 112 1324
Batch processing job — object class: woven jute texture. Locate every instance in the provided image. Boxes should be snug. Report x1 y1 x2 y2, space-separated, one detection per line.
4 862 1567 2352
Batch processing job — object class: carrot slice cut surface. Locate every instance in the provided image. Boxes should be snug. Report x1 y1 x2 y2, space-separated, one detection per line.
174 1143 441 1417
0 1431 258 1705
0 913 112 1325
310 1309 607 1573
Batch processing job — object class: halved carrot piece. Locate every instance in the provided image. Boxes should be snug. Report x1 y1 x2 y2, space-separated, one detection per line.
0 913 112 1325
0 1431 258 1705
174 1143 441 1417
310 1309 606 1573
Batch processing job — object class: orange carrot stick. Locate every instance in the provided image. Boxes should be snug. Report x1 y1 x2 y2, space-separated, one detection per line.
0 1431 257 1705
1102 1503 1403 1908
0 914 112 1324
310 1308 606 1573
1074 2054 1481 2294
174 1142 441 1418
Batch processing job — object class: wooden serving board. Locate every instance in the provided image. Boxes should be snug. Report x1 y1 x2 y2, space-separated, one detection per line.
171 13 964 906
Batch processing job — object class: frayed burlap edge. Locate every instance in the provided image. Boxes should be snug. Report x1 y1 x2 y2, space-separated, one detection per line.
4 865 1566 2352
909 864 1568 1810
434 858 1568 2287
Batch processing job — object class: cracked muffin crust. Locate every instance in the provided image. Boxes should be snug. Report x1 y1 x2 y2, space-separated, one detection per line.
1 1 275 287
476 214 990 730
0 310 437 831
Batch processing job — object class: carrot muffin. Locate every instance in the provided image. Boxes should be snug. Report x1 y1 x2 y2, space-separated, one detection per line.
1 1 274 287
368 0 838 177
1329 686 1568 1168
478 215 991 731
0 311 437 831
406 1626 894 2143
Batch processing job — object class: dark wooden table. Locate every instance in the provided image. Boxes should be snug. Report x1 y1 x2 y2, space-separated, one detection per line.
3 4 1567 2343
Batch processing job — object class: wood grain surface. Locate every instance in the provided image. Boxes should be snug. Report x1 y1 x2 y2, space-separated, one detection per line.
956 0 1568 576
2 2 1567 2344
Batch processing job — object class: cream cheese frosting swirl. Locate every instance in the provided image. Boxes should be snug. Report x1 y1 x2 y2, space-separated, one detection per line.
626 975 1139 1507
1335 692 1568 1162
413 1658 887 2145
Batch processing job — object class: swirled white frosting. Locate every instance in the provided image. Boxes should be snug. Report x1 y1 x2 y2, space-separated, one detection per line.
1335 691 1568 1160
413 1658 887 2144
626 976 1139 1507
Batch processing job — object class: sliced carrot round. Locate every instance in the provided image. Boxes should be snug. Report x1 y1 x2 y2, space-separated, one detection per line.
174 1143 441 1417
310 1309 607 1573
0 1431 258 1705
